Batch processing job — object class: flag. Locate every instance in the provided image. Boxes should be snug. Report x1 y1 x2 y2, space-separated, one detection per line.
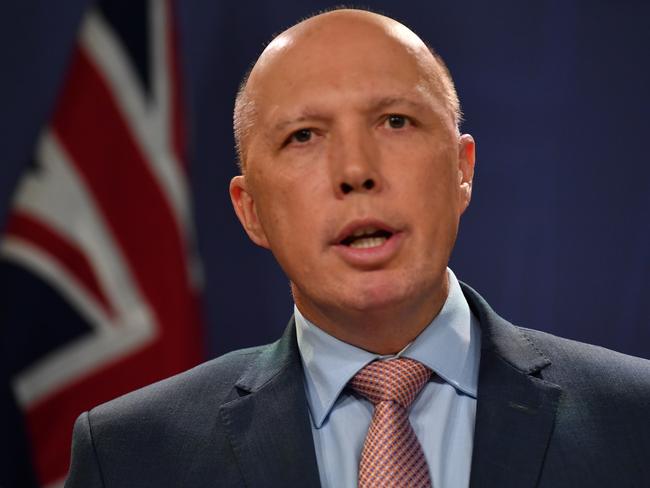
0 1 204 486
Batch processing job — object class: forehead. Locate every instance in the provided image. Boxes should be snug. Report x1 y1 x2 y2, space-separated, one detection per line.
247 15 441 120
254 12 430 75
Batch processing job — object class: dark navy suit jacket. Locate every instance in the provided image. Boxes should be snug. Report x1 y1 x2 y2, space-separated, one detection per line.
65 284 650 487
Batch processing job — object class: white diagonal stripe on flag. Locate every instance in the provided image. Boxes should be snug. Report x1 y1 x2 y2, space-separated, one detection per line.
81 7 194 254
10 133 148 322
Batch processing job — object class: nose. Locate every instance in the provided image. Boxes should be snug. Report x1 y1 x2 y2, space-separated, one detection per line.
340 178 375 194
330 126 382 198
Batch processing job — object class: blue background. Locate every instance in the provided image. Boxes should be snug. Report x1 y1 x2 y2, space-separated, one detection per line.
2 0 649 362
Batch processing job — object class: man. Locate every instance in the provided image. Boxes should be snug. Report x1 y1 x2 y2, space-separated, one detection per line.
66 9 650 488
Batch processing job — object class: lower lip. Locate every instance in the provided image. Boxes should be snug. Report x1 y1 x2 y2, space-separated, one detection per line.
332 232 404 268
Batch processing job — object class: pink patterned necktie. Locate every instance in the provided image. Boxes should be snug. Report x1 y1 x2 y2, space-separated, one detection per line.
349 358 433 488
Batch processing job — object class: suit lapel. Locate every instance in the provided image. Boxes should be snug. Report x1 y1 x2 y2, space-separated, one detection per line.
220 321 321 488
220 286 562 487
462 284 562 488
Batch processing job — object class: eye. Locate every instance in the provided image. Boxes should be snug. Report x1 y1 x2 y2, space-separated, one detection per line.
384 114 410 129
287 128 312 145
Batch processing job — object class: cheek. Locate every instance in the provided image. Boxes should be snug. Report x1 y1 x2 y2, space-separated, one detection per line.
253 178 321 251
394 149 460 243
256 192 293 241
394 149 458 205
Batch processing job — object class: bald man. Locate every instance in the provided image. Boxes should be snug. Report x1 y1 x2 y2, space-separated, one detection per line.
66 9 650 488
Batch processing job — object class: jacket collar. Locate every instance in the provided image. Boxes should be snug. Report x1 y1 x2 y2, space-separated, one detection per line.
462 283 562 488
221 283 562 488
219 322 321 488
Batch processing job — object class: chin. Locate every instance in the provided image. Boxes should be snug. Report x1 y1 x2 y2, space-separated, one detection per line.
338 275 420 314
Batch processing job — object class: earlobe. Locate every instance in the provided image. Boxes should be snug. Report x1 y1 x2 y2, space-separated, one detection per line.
229 176 271 248
458 134 476 213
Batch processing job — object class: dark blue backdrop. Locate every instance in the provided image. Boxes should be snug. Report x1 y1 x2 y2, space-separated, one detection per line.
2 0 649 363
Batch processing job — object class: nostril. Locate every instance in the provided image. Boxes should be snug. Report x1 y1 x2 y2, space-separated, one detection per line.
340 179 375 194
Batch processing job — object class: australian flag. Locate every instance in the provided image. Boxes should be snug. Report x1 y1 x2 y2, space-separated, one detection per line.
0 1 204 486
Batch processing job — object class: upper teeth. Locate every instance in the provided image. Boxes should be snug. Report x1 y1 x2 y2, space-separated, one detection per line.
352 226 378 237
350 236 387 249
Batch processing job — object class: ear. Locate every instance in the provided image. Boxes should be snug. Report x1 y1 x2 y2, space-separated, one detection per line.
457 134 476 214
229 175 271 249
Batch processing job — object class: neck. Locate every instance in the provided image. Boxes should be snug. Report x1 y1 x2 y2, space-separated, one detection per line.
293 276 449 355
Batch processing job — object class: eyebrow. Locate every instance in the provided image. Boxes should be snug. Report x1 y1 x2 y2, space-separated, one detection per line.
367 95 432 114
270 95 433 135
271 110 331 134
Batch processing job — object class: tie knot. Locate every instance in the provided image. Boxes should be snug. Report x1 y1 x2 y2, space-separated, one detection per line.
349 358 431 408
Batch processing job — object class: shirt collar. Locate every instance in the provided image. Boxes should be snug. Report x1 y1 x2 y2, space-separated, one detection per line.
295 268 481 428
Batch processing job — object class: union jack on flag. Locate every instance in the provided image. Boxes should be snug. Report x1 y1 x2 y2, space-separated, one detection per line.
0 1 204 486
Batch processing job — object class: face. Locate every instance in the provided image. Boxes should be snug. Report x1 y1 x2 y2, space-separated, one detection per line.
231 13 475 335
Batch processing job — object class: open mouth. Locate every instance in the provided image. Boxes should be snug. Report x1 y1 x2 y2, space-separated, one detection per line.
340 226 394 249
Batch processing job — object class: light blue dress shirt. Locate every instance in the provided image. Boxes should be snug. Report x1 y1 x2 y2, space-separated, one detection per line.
295 268 481 488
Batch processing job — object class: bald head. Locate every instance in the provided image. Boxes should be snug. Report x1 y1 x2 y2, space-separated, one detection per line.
233 9 461 171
